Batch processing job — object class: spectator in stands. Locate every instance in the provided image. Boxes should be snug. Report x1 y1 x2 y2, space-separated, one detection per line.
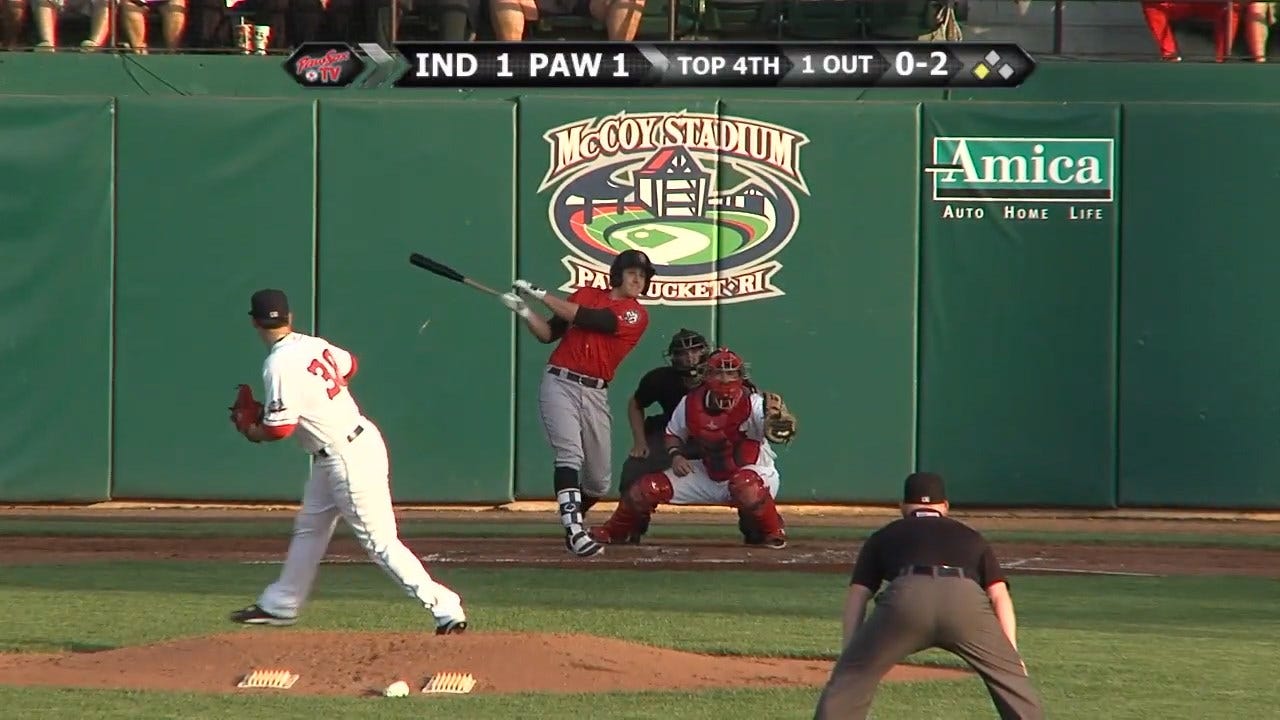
287 0 355 44
866 0 964 41
489 0 645 40
191 0 353 53
432 0 481 39
28 0 110 50
1 0 25 48
190 0 279 52
1140 0 1240 62
118 0 188 51
1240 1 1273 60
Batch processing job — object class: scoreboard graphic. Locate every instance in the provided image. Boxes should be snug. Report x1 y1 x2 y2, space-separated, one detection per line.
284 41 1036 90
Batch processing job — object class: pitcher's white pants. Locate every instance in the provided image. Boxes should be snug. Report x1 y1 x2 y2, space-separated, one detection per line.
256 425 464 626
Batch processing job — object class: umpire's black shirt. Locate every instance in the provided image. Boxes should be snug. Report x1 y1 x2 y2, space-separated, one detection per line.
849 509 1007 591
634 366 690 436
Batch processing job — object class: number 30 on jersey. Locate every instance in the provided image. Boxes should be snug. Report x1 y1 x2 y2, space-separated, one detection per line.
308 350 347 399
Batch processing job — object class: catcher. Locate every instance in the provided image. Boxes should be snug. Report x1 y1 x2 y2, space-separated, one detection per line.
589 346 797 549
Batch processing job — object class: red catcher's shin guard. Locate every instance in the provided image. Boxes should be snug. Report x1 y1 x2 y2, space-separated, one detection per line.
597 472 672 542
751 493 786 537
728 469 785 537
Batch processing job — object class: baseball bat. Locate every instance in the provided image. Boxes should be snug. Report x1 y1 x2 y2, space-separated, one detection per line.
408 253 503 297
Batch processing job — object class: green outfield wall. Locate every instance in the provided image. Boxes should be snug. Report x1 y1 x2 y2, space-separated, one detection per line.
1 56 1278 509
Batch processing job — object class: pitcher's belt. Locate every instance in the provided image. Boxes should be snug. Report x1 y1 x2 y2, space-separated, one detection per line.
316 425 364 458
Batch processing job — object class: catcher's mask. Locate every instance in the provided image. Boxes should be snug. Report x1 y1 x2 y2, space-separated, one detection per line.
665 329 709 382
703 347 748 411
610 249 656 295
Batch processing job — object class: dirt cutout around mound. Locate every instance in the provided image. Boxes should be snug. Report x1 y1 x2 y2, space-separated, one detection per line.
0 631 969 697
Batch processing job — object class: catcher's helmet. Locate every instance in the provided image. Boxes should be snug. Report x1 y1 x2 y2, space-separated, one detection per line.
703 347 749 410
665 329 710 381
610 249 656 294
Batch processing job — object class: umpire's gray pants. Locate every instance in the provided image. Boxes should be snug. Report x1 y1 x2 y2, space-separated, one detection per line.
814 575 1045 720
538 366 612 497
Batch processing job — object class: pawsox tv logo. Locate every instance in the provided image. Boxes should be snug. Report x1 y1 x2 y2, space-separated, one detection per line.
284 42 367 88
538 111 811 306
927 137 1115 202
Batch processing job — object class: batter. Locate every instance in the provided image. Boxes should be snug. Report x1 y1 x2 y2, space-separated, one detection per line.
500 250 654 557
227 289 468 634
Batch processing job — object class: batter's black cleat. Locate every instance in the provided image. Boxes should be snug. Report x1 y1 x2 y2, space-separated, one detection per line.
435 618 468 635
229 604 297 627
566 528 605 557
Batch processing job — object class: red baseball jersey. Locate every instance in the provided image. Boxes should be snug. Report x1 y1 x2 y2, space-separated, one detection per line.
547 287 649 382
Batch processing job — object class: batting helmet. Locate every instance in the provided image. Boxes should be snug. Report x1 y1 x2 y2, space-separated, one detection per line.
610 250 656 294
665 329 710 381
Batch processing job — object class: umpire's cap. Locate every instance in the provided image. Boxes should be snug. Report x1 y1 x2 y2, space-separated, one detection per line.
903 472 947 504
610 250 656 294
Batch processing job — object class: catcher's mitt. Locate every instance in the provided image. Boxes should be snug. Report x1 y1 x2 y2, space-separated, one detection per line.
229 383 264 436
762 391 797 444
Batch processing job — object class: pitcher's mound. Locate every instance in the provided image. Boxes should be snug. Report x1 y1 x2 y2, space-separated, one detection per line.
0 631 970 697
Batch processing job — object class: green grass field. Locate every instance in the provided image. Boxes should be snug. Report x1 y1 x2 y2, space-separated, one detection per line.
1 518 1277 718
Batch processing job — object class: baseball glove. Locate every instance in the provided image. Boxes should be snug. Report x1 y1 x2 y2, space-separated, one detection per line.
762 391 797 444
229 384 264 436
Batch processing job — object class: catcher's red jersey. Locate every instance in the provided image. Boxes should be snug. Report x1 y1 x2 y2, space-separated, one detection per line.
665 387 777 482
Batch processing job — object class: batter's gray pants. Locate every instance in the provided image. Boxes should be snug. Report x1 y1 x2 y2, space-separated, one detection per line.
814 575 1044 720
538 366 612 498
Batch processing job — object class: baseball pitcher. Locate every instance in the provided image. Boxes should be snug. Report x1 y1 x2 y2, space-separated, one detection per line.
227 289 468 634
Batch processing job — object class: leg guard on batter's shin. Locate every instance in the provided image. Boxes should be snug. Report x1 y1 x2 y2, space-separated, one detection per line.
590 472 672 544
553 466 587 530
727 470 786 543
553 466 603 557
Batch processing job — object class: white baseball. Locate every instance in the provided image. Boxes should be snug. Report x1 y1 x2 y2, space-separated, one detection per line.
384 680 410 697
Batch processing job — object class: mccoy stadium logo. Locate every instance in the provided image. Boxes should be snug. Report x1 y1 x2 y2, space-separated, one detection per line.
927 137 1115 203
538 111 811 306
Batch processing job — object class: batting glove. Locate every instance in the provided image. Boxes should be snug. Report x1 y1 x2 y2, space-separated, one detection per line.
500 291 533 319
512 279 547 301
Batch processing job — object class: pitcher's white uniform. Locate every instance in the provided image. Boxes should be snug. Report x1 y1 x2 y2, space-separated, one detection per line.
252 332 466 630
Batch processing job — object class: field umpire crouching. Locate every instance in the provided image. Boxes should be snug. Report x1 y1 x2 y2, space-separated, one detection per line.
813 472 1044 720
502 250 654 558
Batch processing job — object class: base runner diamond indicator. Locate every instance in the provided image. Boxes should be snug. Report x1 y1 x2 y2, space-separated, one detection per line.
964 46 1030 85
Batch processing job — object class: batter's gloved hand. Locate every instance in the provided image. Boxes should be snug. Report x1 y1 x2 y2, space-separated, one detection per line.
500 291 533 318
512 279 547 301
762 391 797 445
229 384 264 438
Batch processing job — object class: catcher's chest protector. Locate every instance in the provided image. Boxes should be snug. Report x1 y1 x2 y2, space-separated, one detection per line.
685 388 760 480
